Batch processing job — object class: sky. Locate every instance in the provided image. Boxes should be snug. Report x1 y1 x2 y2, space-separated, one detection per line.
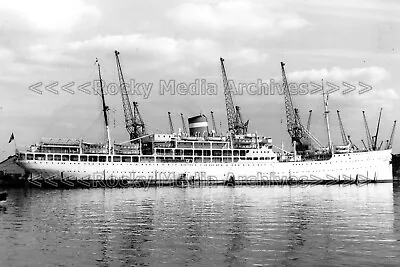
0 0 399 159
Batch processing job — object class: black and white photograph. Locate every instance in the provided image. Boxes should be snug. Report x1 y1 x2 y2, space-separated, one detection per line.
0 0 399 266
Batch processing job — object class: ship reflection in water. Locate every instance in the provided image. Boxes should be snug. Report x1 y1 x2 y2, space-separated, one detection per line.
0 185 399 266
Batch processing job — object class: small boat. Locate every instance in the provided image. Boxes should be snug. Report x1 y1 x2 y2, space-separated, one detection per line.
0 192 8 201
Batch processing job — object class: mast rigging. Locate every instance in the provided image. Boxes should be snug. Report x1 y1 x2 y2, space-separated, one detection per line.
96 58 112 153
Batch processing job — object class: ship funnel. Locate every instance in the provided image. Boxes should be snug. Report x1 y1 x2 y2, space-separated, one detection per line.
188 114 209 137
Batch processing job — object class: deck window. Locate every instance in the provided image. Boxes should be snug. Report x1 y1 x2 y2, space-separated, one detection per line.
141 157 154 162
113 156 121 162
223 150 232 156
62 155 69 161
213 157 222 163
212 150 222 156
47 154 53 161
99 156 106 162
132 156 139 162
194 150 202 156
89 155 98 162
19 153 26 160
70 155 78 161
122 156 131 162
184 150 193 156
54 155 61 161
80 155 87 162
34 154 46 160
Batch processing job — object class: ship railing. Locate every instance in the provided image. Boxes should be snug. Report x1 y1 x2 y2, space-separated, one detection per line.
40 138 81 146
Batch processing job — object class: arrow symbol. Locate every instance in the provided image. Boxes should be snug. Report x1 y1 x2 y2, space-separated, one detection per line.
326 174 339 186
310 81 322 94
76 175 91 187
326 81 340 94
358 82 372 94
78 82 91 95
29 82 43 94
60 176 75 187
28 179 42 187
342 82 356 94
28 173 42 187
61 82 75 94
43 175 58 187
45 82 59 94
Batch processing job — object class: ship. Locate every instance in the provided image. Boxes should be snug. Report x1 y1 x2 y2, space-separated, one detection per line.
15 53 395 186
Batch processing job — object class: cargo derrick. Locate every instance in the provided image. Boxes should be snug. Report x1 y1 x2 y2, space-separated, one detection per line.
362 111 373 151
386 120 397 149
210 111 217 135
180 113 188 135
168 112 174 134
337 110 349 145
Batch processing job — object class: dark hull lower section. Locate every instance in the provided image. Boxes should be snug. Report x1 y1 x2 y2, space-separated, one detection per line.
6 177 394 189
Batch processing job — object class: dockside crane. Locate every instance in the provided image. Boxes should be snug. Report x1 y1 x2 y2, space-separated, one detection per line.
180 113 187 135
210 111 217 134
362 111 373 150
115 50 146 140
132 102 146 138
337 110 349 145
280 62 323 151
386 120 397 149
168 112 174 134
235 106 249 134
220 58 247 135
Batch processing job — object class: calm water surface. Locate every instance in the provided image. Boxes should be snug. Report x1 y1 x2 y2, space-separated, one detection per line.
1 184 400 266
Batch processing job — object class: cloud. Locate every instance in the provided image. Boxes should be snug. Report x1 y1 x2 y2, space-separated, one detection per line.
68 34 219 70
67 34 269 72
0 0 100 31
287 66 390 84
167 1 308 34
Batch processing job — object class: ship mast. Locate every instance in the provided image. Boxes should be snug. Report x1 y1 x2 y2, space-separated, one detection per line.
322 80 333 154
96 58 112 154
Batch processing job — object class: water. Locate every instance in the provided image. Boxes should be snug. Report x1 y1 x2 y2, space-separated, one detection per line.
1 184 399 266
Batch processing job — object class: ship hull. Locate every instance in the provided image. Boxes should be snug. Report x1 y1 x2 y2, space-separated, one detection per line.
17 149 393 185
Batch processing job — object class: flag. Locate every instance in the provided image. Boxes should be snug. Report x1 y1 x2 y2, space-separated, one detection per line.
8 133 14 143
